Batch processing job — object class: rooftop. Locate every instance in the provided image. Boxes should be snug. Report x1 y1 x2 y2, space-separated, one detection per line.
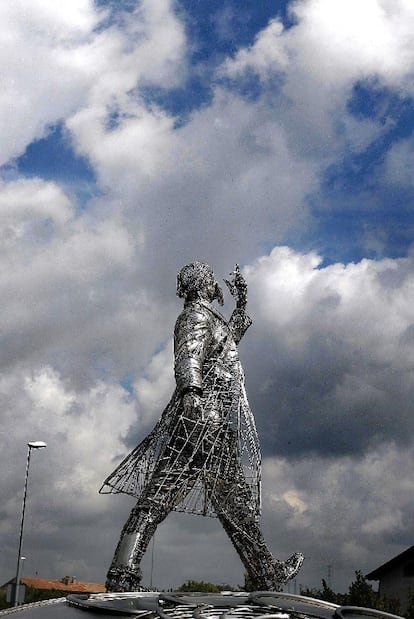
367 545 414 580
1 576 105 593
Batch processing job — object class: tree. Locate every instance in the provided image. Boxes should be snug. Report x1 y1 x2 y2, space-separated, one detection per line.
0 589 7 610
23 586 66 604
347 571 400 614
177 580 235 593
406 591 414 619
301 572 400 615
301 579 346 605
347 571 378 608
0 586 66 610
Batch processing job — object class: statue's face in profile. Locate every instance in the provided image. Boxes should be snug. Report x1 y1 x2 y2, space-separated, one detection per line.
201 273 224 305
177 262 223 305
203 276 218 301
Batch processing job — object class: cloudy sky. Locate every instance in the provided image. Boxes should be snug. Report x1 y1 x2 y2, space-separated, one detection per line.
1 0 414 595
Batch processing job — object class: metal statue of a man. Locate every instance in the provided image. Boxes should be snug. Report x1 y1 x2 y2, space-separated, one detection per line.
100 262 304 591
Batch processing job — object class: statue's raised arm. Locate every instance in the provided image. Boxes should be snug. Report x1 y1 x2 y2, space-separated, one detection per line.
223 264 253 344
224 264 248 309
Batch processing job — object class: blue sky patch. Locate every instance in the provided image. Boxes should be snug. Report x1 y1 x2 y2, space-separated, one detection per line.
17 123 95 184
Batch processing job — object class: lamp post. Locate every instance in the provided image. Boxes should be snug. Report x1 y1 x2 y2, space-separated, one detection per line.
14 441 47 606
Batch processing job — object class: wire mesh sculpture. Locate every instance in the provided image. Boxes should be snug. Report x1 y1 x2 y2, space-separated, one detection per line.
100 262 304 592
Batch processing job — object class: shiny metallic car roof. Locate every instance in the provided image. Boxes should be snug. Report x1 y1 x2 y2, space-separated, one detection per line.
0 591 404 619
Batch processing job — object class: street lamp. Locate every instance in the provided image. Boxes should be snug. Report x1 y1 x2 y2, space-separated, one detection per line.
13 441 47 606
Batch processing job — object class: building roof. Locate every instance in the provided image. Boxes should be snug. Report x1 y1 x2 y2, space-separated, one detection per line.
1 576 105 593
366 545 414 580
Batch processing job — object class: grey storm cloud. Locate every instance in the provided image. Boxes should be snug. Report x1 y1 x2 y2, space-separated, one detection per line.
244 247 414 457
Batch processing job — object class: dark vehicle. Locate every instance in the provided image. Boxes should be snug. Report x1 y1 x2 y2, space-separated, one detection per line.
0 591 404 619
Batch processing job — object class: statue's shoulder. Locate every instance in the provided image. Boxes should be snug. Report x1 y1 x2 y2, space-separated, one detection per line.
200 301 227 324
176 300 225 327
175 300 211 328
196 299 228 324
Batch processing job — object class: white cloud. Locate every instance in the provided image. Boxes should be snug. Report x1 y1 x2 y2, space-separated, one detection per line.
23 366 136 495
220 0 414 159
134 340 175 428
0 182 132 330
290 0 414 88
383 137 414 187
247 246 414 364
223 0 414 91
67 103 176 187
67 89 318 278
0 178 73 255
0 0 186 165
222 19 289 80
281 490 308 515
0 363 137 581
240 246 414 465
0 177 175 391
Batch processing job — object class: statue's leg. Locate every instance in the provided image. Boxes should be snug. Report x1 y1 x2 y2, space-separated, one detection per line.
105 495 166 592
212 470 303 591
106 420 202 592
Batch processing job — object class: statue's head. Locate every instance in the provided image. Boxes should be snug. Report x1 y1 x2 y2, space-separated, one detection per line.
177 261 224 305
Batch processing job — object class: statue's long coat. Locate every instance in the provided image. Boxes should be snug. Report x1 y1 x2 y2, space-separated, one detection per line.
100 299 261 517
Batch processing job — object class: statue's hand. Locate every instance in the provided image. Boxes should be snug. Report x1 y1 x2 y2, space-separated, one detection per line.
182 391 202 420
224 264 248 309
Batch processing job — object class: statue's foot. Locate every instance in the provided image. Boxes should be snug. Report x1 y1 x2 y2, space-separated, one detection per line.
271 552 304 589
105 565 142 592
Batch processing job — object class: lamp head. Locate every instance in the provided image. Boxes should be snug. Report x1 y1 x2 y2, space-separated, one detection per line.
27 441 47 449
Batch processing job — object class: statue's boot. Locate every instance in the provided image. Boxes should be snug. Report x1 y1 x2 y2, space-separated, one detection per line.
106 565 142 592
105 504 162 592
266 552 305 590
105 454 200 592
